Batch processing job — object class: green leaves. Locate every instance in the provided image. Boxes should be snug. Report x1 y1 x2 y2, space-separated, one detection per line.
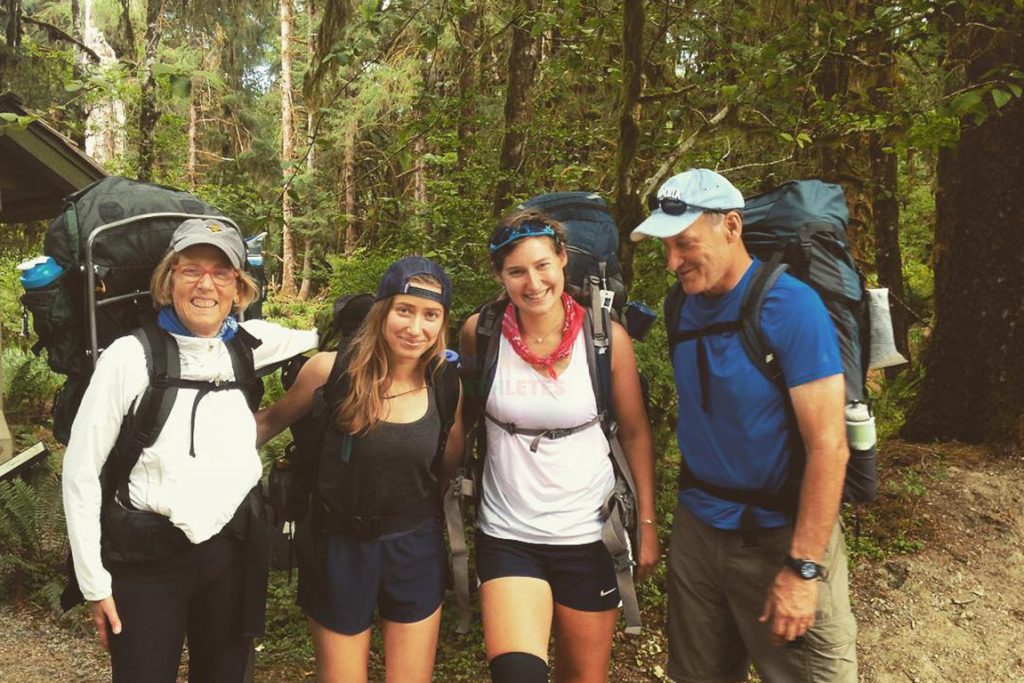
990 88 1012 108
0 113 34 128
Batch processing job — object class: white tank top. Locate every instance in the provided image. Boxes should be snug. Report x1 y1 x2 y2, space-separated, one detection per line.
477 332 615 545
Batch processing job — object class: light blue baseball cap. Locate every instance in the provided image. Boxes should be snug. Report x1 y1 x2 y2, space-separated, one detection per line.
630 168 744 241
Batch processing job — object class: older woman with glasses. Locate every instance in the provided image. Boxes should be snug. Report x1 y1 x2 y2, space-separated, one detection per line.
62 218 317 683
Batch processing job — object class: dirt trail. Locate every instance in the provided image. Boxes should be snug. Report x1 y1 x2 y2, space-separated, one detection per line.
1 444 1021 682
852 448 1024 682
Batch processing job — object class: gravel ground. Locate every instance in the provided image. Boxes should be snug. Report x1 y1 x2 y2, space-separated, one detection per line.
0 606 109 682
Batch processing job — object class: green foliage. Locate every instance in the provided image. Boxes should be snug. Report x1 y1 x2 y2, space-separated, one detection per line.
872 332 928 441
2 347 64 425
0 255 33 353
0 458 68 609
258 572 314 669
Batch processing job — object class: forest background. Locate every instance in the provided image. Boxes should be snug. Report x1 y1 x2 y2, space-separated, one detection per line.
0 0 1021 680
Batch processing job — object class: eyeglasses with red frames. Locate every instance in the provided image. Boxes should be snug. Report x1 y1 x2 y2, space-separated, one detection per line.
173 264 239 286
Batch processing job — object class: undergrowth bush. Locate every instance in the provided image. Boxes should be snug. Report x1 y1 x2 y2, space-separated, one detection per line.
0 455 67 609
2 346 63 425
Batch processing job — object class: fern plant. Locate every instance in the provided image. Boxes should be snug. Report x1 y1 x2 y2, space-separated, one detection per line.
0 458 69 609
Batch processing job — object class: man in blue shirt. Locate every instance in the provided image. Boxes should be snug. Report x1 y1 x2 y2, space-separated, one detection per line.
632 169 857 682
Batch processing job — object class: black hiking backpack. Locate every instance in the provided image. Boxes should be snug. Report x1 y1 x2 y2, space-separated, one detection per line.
663 179 878 520
457 191 650 635
20 176 259 445
266 292 465 627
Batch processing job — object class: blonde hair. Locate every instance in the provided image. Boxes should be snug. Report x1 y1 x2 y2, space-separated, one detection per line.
150 249 259 315
335 274 448 434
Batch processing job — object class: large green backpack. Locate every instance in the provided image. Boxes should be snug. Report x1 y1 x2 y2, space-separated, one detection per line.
21 176 247 444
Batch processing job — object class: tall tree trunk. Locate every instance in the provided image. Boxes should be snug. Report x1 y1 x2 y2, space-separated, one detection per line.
83 0 126 162
612 0 644 288
186 91 198 188
813 0 871 258
343 117 359 254
298 237 313 300
455 2 480 177
219 26 239 161
298 2 316 303
492 0 540 217
413 135 427 225
278 0 298 296
867 42 909 372
137 0 164 181
904 3 1024 444
5 0 21 49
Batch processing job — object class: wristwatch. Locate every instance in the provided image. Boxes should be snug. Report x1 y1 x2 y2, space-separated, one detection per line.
783 555 825 580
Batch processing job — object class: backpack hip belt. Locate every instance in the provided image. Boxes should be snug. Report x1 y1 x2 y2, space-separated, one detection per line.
310 493 439 540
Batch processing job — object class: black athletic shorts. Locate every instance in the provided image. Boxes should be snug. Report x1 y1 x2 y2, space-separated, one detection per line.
301 521 446 635
475 531 620 612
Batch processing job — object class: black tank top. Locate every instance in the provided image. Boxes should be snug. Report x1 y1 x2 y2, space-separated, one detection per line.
318 391 441 525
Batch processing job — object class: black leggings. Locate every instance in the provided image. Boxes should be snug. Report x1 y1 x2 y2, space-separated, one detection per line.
108 535 251 683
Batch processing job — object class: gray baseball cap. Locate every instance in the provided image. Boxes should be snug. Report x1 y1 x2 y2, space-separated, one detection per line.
630 169 744 241
171 218 245 268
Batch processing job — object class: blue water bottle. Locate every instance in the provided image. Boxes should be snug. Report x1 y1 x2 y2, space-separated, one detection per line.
18 256 64 290
18 256 65 337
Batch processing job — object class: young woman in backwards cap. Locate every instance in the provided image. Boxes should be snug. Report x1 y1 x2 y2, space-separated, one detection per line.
257 256 464 683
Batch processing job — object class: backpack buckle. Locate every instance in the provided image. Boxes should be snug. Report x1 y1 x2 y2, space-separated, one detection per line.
348 515 381 539
612 551 635 573
452 471 474 498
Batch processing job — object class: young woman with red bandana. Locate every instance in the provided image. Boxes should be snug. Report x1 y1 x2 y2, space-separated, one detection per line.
460 211 659 683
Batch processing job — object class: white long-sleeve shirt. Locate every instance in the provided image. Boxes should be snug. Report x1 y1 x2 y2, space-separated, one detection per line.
62 319 316 601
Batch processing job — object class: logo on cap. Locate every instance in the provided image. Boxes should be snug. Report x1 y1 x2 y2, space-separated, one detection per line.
207 221 224 233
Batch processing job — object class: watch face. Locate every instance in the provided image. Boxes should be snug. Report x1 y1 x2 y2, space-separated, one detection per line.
799 563 818 579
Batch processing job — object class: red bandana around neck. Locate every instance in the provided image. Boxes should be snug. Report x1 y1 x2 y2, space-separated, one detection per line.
501 293 585 379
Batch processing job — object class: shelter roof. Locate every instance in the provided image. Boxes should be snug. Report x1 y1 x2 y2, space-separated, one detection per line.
0 93 107 223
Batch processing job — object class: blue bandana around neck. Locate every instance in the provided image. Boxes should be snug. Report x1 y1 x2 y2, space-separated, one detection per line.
158 306 238 341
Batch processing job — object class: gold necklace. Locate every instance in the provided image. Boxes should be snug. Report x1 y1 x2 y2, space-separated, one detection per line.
384 385 426 400
528 320 563 344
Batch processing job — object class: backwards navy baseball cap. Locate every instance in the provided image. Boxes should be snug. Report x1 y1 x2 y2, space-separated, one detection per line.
376 256 452 311
630 168 744 242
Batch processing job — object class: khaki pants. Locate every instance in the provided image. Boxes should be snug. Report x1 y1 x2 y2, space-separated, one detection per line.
667 504 857 683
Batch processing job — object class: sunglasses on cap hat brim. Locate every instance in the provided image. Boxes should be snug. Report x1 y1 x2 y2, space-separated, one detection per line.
488 221 558 254
647 195 741 216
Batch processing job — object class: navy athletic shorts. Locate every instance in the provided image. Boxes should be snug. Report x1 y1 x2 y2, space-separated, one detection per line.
475 531 620 612
302 521 446 635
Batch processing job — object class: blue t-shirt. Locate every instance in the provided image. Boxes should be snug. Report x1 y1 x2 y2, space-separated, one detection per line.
673 259 842 529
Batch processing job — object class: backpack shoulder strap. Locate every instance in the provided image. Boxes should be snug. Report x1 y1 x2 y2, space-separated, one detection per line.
434 355 470 636
111 323 180 507
433 360 461 437
581 307 613 419
225 326 262 411
316 346 355 464
737 255 789 386
464 301 503 428
664 282 686 357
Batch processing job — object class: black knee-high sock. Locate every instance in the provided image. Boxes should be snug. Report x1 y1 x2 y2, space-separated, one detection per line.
488 651 548 683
